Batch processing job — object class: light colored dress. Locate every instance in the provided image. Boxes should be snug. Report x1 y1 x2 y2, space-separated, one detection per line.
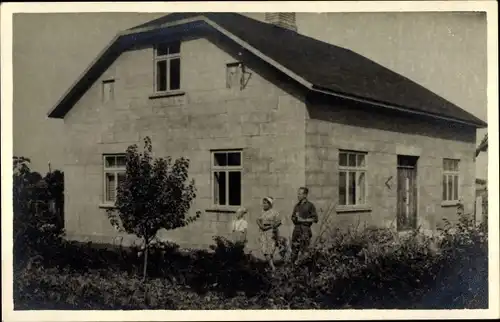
231 218 248 244
258 209 281 256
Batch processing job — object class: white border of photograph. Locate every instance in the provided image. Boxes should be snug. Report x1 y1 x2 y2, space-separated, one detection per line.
2 1 498 321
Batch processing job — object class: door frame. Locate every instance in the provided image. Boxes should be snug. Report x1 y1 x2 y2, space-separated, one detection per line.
396 155 419 231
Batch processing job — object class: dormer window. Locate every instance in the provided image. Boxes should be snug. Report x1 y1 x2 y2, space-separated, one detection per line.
154 41 181 93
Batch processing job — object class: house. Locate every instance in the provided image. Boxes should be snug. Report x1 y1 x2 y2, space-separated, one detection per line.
48 13 487 252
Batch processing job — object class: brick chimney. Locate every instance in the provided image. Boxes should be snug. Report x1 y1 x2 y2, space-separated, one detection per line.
264 13 297 32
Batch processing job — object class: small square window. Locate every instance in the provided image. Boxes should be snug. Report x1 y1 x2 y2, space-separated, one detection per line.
226 62 242 89
102 80 115 103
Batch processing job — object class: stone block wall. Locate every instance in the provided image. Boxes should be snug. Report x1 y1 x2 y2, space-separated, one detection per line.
62 36 307 252
304 98 477 236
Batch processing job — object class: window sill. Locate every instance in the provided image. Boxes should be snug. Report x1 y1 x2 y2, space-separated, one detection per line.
99 203 117 209
205 206 239 214
149 91 185 99
441 201 460 207
336 205 372 213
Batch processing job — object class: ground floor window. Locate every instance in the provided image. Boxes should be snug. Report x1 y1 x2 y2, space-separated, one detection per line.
103 154 126 203
211 150 242 207
338 150 367 206
443 158 460 202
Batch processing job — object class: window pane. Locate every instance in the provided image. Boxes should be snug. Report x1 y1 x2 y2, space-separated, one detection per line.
169 42 180 54
339 152 347 166
105 156 116 168
443 159 449 171
348 171 356 205
227 152 241 166
442 175 447 200
169 58 181 90
357 172 366 204
214 171 226 205
116 156 126 167
453 160 459 172
447 175 453 201
228 171 242 206
156 60 167 92
339 172 346 205
453 175 459 200
106 173 116 202
214 153 227 166
348 154 356 167
356 154 365 167
156 44 169 56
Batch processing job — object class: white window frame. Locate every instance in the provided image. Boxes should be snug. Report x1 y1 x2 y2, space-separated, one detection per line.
103 154 126 205
211 150 243 208
153 42 181 93
338 150 368 207
443 158 460 202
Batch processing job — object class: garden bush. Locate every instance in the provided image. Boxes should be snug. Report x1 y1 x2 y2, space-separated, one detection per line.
13 162 488 311
14 213 488 310
13 156 65 271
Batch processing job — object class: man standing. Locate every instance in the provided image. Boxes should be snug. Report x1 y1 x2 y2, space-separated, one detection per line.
290 187 318 264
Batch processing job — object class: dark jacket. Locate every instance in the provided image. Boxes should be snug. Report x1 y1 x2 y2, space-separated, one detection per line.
291 199 318 227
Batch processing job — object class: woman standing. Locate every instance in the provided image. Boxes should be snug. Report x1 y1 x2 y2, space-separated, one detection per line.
256 197 281 271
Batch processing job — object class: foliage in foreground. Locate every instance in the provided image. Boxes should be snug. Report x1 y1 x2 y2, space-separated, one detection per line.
12 155 488 309
13 156 64 270
14 214 488 310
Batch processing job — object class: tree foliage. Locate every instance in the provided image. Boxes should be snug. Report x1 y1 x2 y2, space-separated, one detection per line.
106 137 198 279
13 156 65 269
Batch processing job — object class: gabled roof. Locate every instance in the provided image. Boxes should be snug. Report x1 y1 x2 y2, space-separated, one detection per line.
48 12 487 128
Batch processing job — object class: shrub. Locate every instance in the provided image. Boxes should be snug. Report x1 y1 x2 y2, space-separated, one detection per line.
264 215 488 309
13 208 488 309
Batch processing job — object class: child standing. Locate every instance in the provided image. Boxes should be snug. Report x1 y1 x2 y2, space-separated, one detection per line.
231 207 249 246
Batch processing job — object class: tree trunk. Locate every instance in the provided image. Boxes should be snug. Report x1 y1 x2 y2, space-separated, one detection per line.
142 241 149 281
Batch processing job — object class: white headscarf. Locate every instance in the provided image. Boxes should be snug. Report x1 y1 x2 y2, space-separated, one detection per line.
263 196 274 207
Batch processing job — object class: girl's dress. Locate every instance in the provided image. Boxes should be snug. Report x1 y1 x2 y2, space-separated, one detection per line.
231 218 248 244
258 209 281 256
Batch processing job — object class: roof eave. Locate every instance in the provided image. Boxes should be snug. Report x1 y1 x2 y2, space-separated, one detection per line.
310 85 487 128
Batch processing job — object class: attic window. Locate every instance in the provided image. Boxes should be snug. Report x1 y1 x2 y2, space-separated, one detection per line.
226 62 242 89
102 79 115 103
154 42 181 93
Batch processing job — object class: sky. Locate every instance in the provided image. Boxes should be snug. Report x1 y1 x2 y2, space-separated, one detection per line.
12 12 488 179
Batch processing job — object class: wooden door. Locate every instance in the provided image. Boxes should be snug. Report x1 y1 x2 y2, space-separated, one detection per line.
397 157 418 231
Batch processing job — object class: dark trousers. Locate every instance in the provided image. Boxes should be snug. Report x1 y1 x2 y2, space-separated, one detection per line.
290 225 312 263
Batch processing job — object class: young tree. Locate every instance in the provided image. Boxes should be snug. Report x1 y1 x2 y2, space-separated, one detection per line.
107 137 198 280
